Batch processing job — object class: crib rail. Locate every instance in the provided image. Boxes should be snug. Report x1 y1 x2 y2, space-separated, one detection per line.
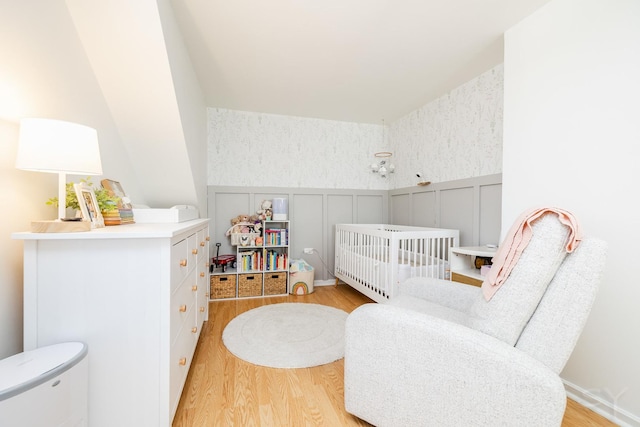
335 224 459 303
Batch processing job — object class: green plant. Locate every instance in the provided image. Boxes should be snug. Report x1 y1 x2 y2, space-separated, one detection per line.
47 177 120 212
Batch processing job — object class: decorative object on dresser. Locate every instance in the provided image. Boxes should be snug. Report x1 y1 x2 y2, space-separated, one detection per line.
101 179 134 224
73 182 104 228
12 219 210 426
222 303 348 368
15 118 102 233
211 220 290 300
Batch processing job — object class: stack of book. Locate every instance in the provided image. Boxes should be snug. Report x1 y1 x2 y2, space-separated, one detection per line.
119 208 135 224
102 210 121 226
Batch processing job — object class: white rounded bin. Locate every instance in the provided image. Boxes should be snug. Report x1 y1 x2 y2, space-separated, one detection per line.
290 269 314 295
0 342 89 427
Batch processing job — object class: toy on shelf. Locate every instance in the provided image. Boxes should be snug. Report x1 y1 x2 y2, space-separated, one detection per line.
210 243 237 273
225 214 261 246
256 200 273 221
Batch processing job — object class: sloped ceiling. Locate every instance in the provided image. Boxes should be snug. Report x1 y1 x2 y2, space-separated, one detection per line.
170 0 552 124
66 0 201 209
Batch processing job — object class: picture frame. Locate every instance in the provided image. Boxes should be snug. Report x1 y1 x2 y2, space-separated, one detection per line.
101 179 132 209
74 183 105 228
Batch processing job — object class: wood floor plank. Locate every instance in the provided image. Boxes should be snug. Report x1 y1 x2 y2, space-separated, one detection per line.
173 284 614 426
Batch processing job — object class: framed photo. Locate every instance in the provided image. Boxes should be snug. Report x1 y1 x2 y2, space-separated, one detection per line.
74 183 105 228
101 179 132 209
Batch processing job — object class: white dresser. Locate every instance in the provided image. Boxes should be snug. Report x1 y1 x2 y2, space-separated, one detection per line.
12 219 210 427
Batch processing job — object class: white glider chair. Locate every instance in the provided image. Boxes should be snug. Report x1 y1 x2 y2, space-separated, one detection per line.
344 212 607 427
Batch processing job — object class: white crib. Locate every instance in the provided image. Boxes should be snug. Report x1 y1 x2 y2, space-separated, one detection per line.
334 224 460 303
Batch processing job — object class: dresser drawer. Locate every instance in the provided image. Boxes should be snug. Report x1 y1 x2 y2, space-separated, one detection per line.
169 305 198 416
171 238 189 294
196 228 208 263
170 268 196 345
187 232 199 272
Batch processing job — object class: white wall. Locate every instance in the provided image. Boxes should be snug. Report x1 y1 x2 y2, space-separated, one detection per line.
207 65 503 191
0 0 141 358
504 0 640 424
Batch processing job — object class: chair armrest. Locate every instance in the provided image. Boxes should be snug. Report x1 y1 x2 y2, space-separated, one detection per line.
344 304 566 427
397 276 480 312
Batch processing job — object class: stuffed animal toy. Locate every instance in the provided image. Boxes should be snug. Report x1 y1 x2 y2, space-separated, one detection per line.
257 200 273 221
253 222 262 235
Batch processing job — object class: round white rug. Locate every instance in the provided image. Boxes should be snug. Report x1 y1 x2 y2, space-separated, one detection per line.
222 303 349 369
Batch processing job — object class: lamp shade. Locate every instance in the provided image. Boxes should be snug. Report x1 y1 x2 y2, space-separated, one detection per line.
16 118 102 175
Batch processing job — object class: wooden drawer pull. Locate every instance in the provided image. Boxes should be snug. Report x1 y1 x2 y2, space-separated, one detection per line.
200 307 205 312
180 259 187 267
192 249 198 255
191 327 197 333
179 358 187 366
179 305 187 312
206 236 210 241
200 272 205 277
192 285 198 291
200 241 205 247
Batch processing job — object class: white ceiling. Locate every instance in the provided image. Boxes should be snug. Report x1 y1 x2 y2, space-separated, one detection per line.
170 0 552 124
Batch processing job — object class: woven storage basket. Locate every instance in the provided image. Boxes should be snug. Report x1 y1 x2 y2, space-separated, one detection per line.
238 274 262 297
264 272 287 295
210 274 236 299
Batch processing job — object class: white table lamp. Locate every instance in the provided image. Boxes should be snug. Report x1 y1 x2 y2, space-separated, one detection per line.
16 118 103 222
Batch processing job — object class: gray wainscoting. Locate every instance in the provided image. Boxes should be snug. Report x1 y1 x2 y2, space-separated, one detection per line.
389 174 502 247
208 187 388 282
208 174 501 282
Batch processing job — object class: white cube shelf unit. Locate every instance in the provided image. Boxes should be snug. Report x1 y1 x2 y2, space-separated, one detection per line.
210 220 289 299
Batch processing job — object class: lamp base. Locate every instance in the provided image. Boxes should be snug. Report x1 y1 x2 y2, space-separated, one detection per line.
31 220 91 233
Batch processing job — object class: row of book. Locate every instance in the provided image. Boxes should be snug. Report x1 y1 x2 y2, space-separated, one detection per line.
265 250 288 271
239 250 289 272
264 228 288 246
240 251 262 272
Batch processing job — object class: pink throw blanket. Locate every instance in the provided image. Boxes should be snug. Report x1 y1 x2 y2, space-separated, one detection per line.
481 207 583 301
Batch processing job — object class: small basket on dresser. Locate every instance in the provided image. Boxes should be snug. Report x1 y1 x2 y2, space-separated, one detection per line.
264 272 287 295
210 274 237 299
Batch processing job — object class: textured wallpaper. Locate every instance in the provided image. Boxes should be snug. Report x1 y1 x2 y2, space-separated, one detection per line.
208 110 390 189
390 64 504 188
207 64 503 190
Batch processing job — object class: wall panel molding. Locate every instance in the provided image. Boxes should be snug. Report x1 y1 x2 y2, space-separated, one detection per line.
208 175 500 282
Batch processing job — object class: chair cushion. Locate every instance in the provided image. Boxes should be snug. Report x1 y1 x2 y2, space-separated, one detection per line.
386 294 470 326
515 237 606 373
467 213 571 345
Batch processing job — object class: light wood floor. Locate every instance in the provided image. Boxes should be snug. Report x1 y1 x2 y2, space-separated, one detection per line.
173 284 616 426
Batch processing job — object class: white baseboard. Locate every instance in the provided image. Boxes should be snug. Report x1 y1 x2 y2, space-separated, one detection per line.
564 379 640 427
313 279 337 287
